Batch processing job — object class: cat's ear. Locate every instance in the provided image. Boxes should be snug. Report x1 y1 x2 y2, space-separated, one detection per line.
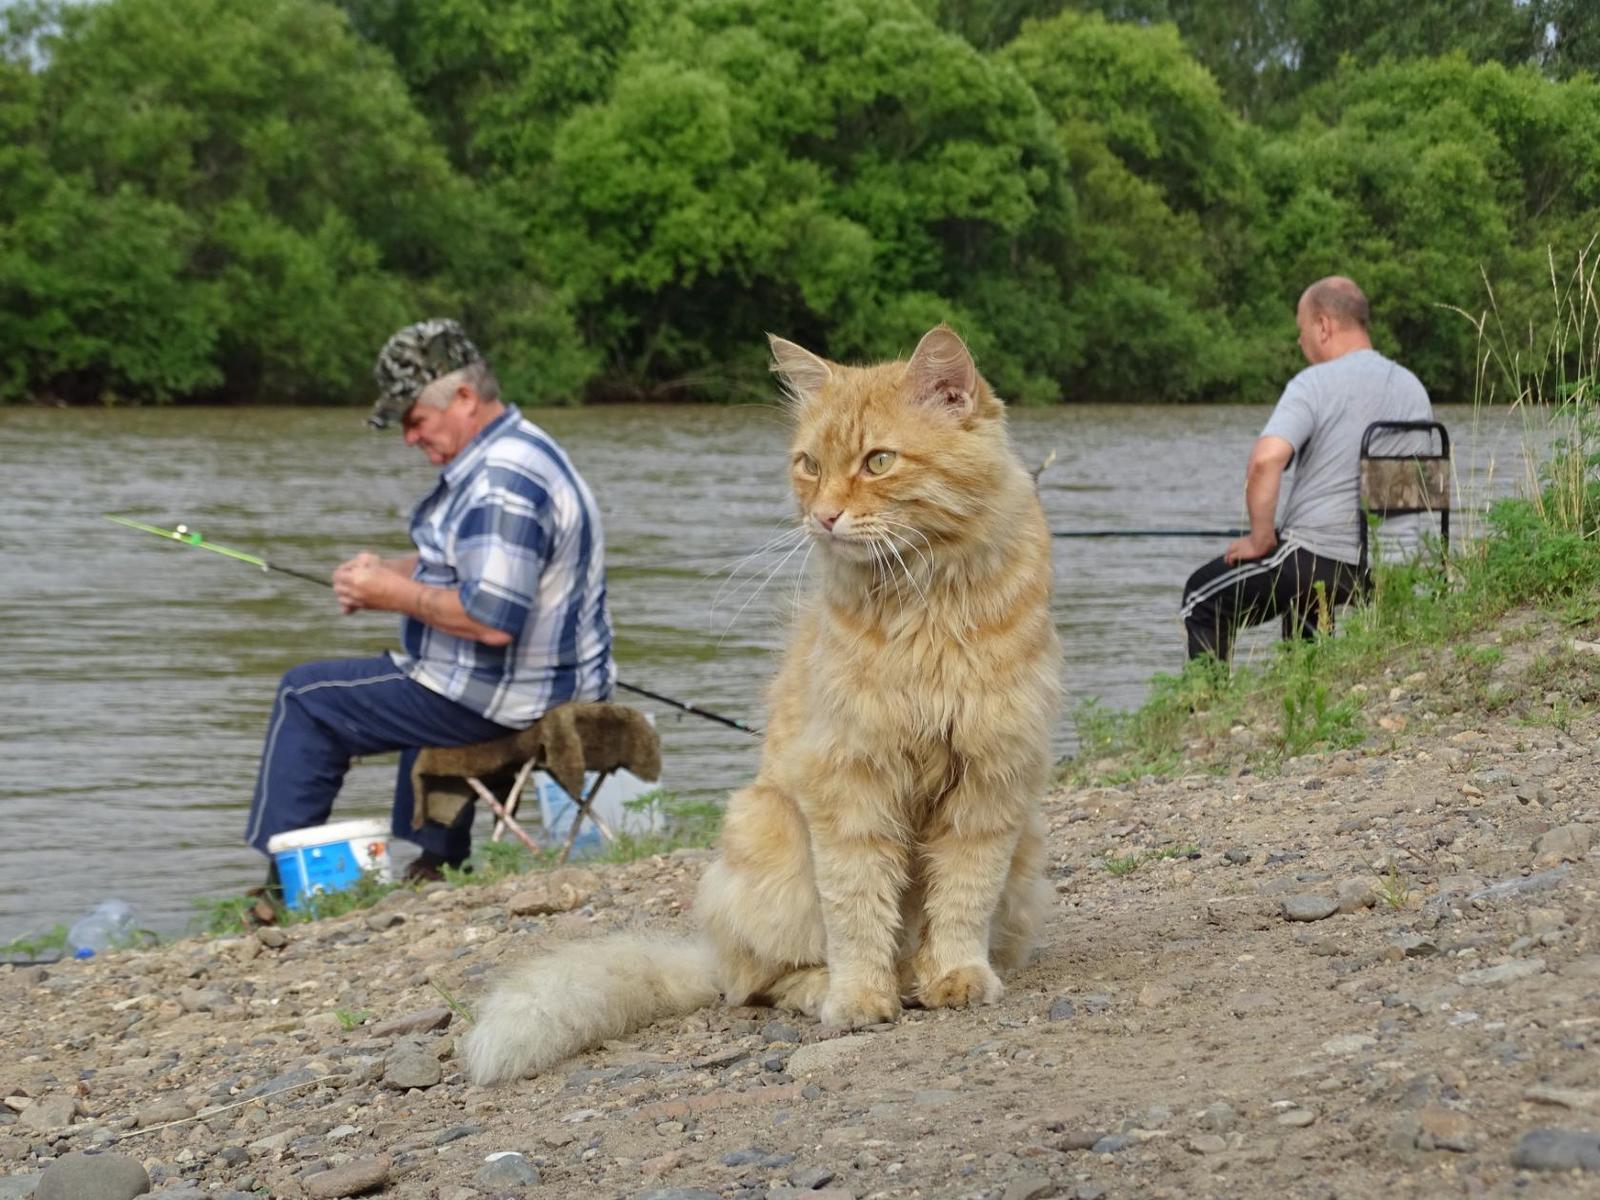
905 325 977 419
768 334 833 409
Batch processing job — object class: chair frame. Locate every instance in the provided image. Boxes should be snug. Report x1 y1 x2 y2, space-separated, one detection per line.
1357 419 1452 575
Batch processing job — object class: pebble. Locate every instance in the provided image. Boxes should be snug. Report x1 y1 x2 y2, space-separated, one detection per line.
382 1044 443 1089
786 1035 874 1076
1320 1034 1376 1055
636 1190 723 1200
1090 1133 1136 1153
472 1152 540 1190
1509 1128 1600 1172
1276 1108 1316 1128
1136 983 1179 1008
1047 997 1076 1021
1531 823 1594 866
1415 1105 1475 1152
761 1020 801 1044
1281 894 1339 922
788 1165 836 1189
134 1097 195 1127
1000 1174 1057 1200
1523 1084 1600 1113
17 1096 75 1134
1223 848 1254 865
0 1175 41 1200
35 1150 149 1200
1187 1134 1227 1154
1335 878 1376 913
303 1154 391 1198
1457 958 1545 987
370 1007 452 1038
1197 1102 1236 1133
1388 934 1438 959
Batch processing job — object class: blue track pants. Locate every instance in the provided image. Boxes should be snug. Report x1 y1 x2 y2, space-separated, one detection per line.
244 654 517 863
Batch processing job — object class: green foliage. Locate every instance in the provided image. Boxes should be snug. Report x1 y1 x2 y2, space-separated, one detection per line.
0 923 68 960
1 0 585 405
1101 851 1141 876
1277 645 1362 758
7 0 1600 407
1002 10 1276 401
335 1007 373 1030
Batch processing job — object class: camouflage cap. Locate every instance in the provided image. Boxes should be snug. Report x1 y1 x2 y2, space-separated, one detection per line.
367 318 485 429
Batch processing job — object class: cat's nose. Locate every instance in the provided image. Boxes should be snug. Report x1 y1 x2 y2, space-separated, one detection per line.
816 510 842 531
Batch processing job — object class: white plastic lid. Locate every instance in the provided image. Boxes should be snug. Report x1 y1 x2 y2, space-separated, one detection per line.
266 818 392 854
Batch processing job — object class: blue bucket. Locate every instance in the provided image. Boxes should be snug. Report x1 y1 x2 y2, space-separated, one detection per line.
265 818 392 910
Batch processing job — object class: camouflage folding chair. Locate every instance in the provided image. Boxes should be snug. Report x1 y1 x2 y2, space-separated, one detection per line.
1358 420 1452 575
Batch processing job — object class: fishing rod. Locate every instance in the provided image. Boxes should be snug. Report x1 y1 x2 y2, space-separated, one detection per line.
106 516 762 737
1053 528 1247 539
106 516 332 585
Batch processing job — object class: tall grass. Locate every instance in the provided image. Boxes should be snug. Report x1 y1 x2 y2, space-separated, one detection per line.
1067 244 1600 782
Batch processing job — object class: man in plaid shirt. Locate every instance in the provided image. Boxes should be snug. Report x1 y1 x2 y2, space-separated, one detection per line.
244 319 614 882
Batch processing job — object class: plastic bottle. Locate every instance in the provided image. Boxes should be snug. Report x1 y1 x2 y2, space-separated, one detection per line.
66 899 137 959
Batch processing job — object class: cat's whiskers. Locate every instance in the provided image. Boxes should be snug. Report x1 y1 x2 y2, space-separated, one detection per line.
709 525 808 625
713 527 811 640
878 518 935 577
881 536 929 608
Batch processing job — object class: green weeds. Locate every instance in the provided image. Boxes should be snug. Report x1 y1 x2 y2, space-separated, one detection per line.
335 1008 373 1031
0 923 68 961
1372 862 1414 911
1100 843 1200 877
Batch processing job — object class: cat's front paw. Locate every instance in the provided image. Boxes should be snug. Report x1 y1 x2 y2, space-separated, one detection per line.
919 962 1003 1009
820 981 901 1029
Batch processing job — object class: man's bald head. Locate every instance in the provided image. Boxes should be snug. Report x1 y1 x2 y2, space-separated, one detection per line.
1300 277 1369 331
1295 276 1373 365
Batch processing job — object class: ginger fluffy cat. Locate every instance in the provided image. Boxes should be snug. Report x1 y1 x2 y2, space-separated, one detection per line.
463 325 1061 1084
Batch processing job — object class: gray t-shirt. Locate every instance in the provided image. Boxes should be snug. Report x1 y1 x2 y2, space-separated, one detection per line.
1261 348 1433 566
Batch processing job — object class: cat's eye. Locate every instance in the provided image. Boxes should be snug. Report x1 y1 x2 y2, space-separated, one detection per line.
795 453 819 476
864 450 896 476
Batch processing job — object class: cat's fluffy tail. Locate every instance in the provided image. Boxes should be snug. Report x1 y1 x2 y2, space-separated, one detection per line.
461 934 719 1085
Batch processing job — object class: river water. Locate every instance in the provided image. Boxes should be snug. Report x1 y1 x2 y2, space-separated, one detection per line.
0 402 1536 941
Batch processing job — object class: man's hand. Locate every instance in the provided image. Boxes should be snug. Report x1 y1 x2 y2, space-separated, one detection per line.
332 552 402 614
1224 531 1278 565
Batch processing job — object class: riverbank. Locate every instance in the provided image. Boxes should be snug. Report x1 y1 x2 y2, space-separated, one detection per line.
3 607 1597 1200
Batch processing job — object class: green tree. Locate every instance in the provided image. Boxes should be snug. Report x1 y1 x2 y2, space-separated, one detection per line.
1004 9 1281 400
2 0 588 405
488 0 1080 402
1262 56 1600 400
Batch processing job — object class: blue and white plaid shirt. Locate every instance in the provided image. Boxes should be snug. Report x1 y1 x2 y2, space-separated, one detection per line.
389 406 615 726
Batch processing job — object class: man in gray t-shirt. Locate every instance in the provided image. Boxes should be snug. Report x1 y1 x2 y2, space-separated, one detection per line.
1180 276 1434 661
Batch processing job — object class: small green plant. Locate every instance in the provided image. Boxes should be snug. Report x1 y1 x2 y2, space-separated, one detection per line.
1101 852 1142 877
1 923 68 960
335 1007 373 1031
285 870 401 923
1372 862 1413 911
1147 843 1200 862
447 838 548 885
195 894 263 937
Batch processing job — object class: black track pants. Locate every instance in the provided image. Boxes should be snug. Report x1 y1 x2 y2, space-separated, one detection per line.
1180 543 1366 662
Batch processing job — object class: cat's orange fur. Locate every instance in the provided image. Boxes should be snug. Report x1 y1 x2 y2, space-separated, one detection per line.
463 326 1061 1084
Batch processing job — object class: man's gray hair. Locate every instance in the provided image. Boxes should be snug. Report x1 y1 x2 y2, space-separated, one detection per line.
415 360 501 410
